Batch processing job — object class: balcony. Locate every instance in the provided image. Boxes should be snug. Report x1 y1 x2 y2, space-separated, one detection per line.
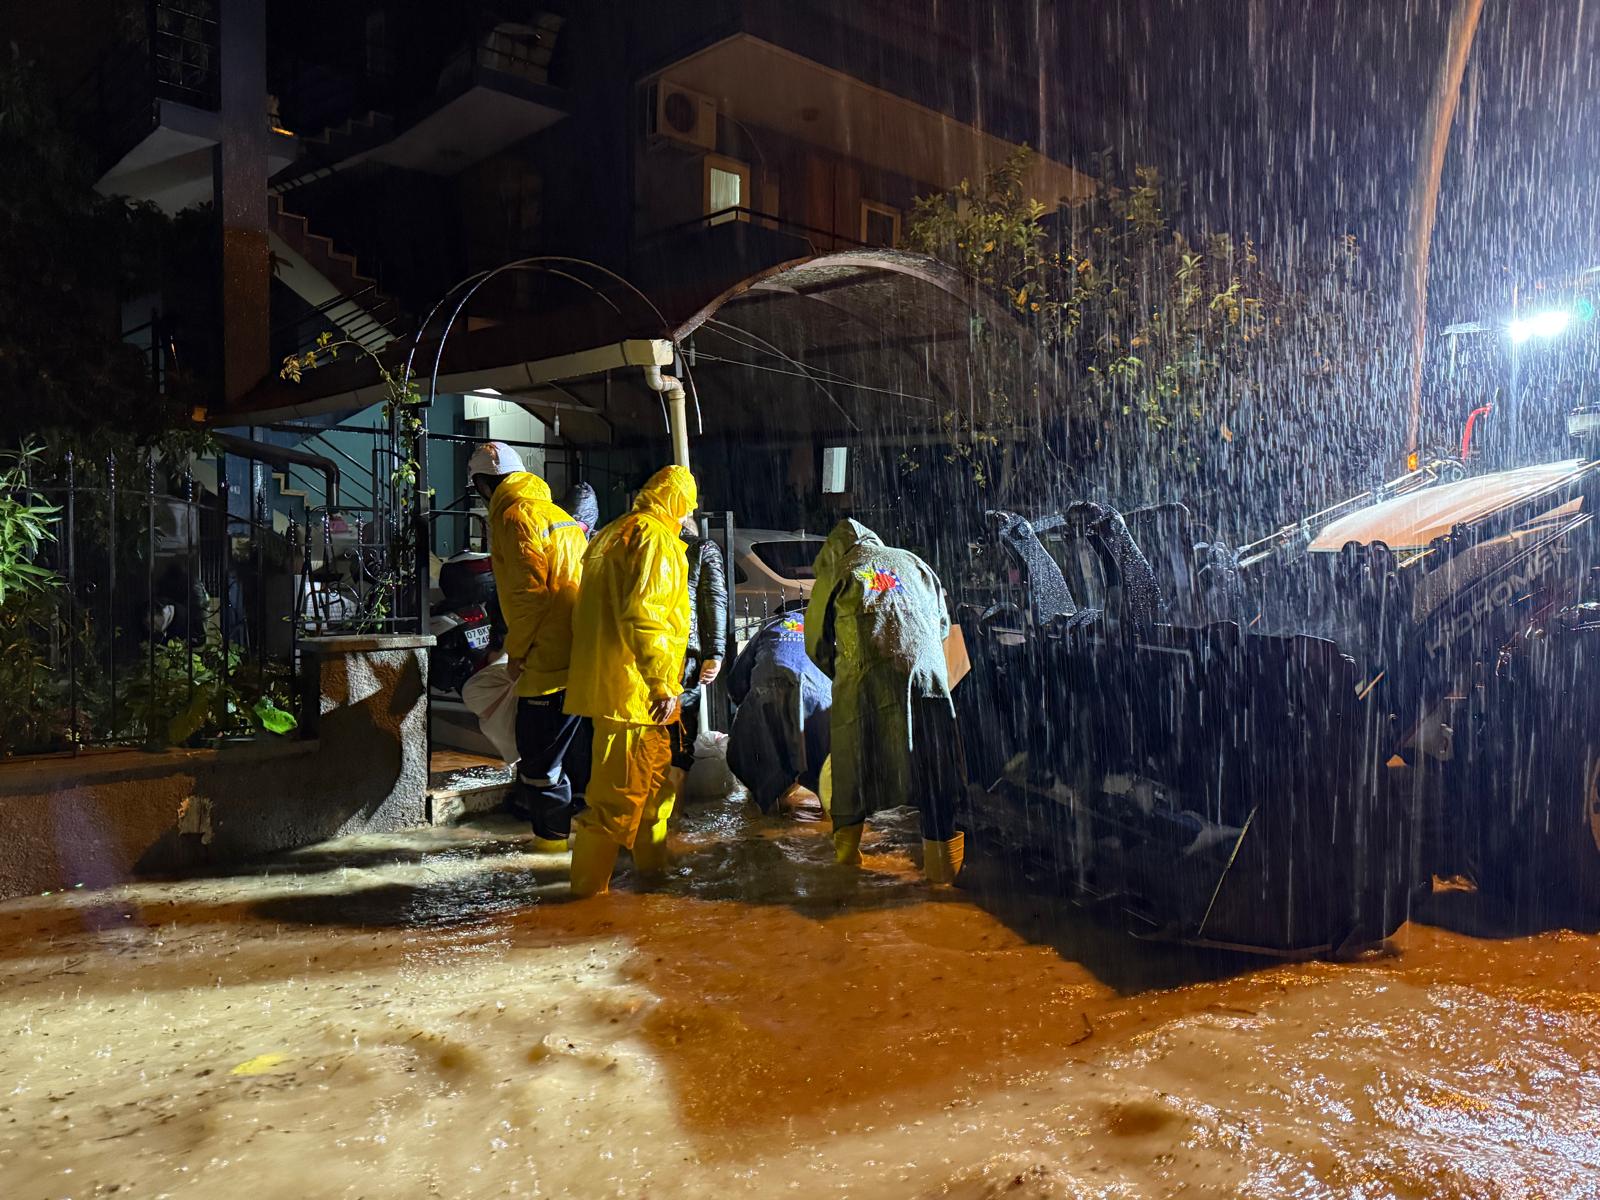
70 1 294 212
634 206 865 312
273 13 569 183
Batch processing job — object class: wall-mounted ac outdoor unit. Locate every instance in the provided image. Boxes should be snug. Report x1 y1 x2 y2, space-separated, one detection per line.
649 81 718 150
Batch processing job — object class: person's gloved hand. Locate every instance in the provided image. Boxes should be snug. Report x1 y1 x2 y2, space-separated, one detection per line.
698 659 722 685
649 694 681 725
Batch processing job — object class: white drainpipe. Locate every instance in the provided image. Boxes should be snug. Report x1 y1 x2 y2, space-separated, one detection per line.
643 365 691 469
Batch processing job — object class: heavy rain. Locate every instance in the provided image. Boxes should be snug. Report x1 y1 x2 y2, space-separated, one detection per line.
3 1 1600 1197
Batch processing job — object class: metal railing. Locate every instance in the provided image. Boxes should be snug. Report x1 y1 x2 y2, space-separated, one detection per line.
640 208 869 256
273 8 562 150
269 283 407 363
67 1 221 174
9 446 291 758
3 432 429 759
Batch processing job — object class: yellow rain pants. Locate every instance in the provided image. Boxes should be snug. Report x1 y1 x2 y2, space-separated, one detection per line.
572 716 674 850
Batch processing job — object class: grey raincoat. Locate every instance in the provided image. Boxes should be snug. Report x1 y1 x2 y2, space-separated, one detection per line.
804 519 960 830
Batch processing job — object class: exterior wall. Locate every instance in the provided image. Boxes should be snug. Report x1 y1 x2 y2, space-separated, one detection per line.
0 635 432 902
634 113 932 245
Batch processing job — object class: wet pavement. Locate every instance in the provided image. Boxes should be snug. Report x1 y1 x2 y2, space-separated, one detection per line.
3 790 1599 1199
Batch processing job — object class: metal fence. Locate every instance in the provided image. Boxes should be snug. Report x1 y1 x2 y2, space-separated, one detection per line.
4 438 424 759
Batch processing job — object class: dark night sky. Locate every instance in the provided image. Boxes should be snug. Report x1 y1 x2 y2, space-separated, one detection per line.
1036 0 1600 326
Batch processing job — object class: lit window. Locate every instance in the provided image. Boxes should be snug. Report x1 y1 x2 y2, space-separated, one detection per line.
860 201 900 247
705 156 750 226
822 446 848 494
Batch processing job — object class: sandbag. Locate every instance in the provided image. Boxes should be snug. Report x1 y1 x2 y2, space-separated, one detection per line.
684 730 738 800
461 661 519 764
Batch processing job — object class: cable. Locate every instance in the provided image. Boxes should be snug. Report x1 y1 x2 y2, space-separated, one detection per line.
691 351 942 407
703 320 866 429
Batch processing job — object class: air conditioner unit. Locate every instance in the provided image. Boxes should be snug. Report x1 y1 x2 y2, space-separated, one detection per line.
650 81 717 150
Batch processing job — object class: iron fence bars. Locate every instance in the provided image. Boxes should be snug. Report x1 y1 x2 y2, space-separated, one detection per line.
65 452 79 744
147 452 158 722
0 443 399 758
106 454 118 739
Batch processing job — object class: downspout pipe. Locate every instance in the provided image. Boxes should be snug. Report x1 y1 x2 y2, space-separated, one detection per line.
643 365 691 468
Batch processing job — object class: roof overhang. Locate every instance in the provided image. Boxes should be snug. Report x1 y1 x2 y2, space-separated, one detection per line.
229 249 1048 450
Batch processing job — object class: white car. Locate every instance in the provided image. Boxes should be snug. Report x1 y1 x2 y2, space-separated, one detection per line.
728 529 827 643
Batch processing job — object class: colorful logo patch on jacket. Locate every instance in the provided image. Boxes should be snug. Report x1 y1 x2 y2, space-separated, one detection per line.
855 567 902 594
780 617 804 634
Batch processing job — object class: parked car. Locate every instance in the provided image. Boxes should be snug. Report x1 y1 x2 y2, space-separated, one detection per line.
729 529 827 644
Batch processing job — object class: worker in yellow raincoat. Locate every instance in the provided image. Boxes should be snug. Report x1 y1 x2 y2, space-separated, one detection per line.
563 464 697 897
470 442 589 850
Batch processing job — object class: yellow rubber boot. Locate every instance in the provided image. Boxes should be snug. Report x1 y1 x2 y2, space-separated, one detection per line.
833 822 863 866
632 769 682 876
531 834 570 854
569 828 620 898
923 833 965 885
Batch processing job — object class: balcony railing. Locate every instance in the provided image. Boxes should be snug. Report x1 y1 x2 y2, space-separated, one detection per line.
641 207 868 256
68 1 221 174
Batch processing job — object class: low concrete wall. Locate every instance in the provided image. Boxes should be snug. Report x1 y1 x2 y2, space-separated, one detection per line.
0 634 432 901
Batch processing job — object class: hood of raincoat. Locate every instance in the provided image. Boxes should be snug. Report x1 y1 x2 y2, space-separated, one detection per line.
485 471 587 697
564 466 698 724
632 465 698 528
566 482 600 536
488 470 552 519
812 518 883 589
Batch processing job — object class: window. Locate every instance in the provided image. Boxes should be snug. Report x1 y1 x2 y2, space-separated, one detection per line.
705 155 750 226
860 200 900 247
821 446 848 494
752 539 826 581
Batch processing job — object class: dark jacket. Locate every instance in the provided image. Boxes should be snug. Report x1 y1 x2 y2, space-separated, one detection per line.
727 606 831 810
679 533 730 696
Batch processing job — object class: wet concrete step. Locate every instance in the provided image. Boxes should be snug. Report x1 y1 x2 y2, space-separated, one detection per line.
427 749 514 825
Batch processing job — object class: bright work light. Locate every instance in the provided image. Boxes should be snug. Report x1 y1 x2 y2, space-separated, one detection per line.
1508 309 1573 344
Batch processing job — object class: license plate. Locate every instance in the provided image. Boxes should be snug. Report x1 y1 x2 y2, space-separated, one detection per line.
465 625 491 650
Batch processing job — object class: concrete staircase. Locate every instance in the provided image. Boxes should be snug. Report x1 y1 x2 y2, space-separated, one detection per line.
268 192 405 354
269 110 396 195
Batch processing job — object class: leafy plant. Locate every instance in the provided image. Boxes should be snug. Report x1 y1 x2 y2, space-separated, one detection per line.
0 441 60 606
116 635 298 748
906 148 1391 528
281 331 427 495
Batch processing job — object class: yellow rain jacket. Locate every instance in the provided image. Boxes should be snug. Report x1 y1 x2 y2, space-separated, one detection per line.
487 472 588 697
565 465 698 724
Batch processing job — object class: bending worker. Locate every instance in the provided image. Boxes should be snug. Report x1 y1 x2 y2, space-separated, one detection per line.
564 465 698 896
470 441 588 850
727 601 831 815
805 519 965 883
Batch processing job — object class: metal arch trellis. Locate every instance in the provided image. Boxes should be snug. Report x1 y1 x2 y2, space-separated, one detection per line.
395 256 692 629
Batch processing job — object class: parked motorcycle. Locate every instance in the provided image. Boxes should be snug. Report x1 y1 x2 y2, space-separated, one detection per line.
429 550 501 699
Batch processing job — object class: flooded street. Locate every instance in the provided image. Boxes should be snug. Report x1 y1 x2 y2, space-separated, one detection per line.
3 792 1598 1199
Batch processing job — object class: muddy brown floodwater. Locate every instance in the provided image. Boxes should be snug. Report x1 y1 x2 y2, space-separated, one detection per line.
3 792 1599 1199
